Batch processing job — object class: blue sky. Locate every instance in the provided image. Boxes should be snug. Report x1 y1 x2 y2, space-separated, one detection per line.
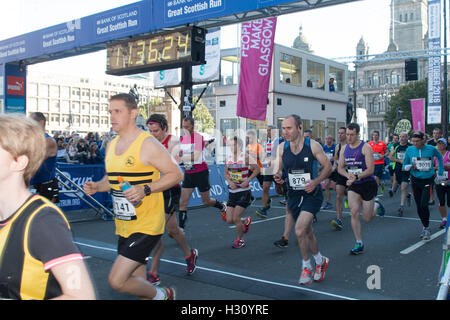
0 0 392 76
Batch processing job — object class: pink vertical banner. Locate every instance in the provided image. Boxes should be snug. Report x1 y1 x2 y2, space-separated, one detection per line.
236 17 277 121
410 98 426 131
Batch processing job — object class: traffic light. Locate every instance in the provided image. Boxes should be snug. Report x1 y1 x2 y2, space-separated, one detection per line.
346 100 354 125
405 59 418 81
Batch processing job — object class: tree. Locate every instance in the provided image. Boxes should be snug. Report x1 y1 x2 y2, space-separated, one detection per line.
384 79 427 133
192 99 215 133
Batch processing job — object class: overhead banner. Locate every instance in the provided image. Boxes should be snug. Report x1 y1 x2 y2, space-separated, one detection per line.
411 98 426 131
192 28 221 83
427 0 441 124
236 17 277 121
0 0 308 65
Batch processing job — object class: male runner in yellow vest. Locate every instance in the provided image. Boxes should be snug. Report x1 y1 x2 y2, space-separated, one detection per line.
84 93 183 300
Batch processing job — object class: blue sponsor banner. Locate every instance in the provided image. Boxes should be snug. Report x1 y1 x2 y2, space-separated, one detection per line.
0 0 302 65
57 163 277 212
156 0 299 28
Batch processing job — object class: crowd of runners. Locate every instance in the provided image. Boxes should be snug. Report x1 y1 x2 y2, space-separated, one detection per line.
0 92 448 300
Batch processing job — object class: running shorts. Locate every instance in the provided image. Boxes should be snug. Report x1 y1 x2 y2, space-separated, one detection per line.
117 233 162 265
348 180 378 201
335 172 348 187
227 190 252 209
182 169 211 192
33 178 59 203
436 183 450 207
374 164 385 178
394 167 410 184
163 185 181 214
287 187 323 221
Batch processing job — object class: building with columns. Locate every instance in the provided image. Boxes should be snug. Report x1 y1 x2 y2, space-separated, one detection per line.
354 0 428 141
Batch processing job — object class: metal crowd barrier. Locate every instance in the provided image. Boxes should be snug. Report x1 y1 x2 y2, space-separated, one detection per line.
56 168 115 223
437 223 450 300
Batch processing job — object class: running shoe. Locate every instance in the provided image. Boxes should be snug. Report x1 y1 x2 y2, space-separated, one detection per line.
388 189 394 198
350 243 364 255
380 183 385 194
232 238 245 249
344 198 349 209
313 257 330 282
242 217 252 234
279 198 287 205
321 202 333 210
186 249 198 275
147 272 160 286
397 205 404 217
298 267 313 285
162 287 176 300
440 219 448 229
178 211 188 230
375 198 385 216
273 237 288 248
255 207 268 219
407 193 412 207
428 199 435 206
331 218 343 231
421 228 431 241
220 202 227 221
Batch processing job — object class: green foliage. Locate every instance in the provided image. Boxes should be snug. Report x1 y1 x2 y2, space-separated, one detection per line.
192 99 215 133
384 79 428 134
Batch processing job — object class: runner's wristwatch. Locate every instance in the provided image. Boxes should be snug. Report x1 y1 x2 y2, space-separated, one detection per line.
144 185 152 196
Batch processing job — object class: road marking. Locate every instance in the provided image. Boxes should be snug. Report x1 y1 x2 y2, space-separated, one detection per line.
74 240 357 300
253 205 442 223
400 229 446 255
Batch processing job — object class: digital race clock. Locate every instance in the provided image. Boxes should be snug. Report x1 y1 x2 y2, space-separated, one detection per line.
106 27 206 75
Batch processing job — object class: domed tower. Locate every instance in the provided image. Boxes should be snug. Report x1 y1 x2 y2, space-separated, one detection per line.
292 25 313 53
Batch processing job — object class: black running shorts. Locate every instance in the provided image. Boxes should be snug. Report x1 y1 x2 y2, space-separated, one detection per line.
33 178 59 203
182 170 211 193
227 190 252 209
163 185 181 214
117 233 162 265
348 180 378 201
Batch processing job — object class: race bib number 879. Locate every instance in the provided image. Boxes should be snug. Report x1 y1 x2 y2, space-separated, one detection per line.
288 171 311 190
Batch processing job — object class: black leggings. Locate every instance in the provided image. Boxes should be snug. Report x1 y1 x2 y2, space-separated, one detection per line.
411 177 434 228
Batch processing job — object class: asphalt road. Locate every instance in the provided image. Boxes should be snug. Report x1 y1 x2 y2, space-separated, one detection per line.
68 186 448 301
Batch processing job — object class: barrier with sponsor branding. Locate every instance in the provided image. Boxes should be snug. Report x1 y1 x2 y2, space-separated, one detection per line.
56 163 278 212
56 163 112 211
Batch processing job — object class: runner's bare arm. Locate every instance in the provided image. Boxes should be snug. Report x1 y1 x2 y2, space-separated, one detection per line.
83 141 111 194
308 139 332 192
337 144 349 179
50 259 96 300
141 136 184 193
362 143 375 178
83 174 110 194
273 142 285 184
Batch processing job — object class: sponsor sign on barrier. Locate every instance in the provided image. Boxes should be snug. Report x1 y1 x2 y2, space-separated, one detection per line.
56 163 277 212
